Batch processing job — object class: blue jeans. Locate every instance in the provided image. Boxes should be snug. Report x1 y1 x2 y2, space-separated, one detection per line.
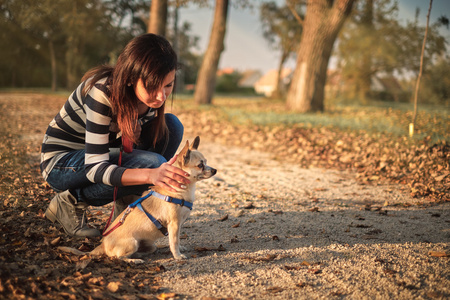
46 113 183 206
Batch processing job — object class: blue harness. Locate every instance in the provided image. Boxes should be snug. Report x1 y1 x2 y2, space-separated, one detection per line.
124 191 193 236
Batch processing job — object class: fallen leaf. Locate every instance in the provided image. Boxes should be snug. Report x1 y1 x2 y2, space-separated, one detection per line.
50 237 61 246
75 257 91 272
383 268 397 275
267 286 283 293
428 251 449 257
155 265 166 272
157 293 177 300
433 173 448 181
355 224 371 228
195 245 225 252
232 222 240 228
375 258 387 264
367 229 383 235
296 282 309 288
244 202 255 209
241 254 277 262
107 281 121 293
195 247 210 252
285 265 302 270
217 244 226 251
219 214 229 221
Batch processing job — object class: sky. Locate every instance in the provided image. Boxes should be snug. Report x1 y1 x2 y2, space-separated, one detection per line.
178 0 450 74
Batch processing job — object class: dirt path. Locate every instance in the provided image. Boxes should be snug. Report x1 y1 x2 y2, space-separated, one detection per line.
145 137 449 299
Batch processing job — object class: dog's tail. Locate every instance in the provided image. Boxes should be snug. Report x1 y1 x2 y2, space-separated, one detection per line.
58 246 88 256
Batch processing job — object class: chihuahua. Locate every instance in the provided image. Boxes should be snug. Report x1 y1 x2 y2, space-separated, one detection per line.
59 136 216 262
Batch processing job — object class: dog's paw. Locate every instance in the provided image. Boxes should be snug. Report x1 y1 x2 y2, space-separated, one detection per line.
174 253 187 260
123 258 146 264
148 244 158 254
179 246 188 252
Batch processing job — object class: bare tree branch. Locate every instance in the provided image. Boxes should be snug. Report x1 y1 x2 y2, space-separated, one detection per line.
412 0 433 130
287 0 304 25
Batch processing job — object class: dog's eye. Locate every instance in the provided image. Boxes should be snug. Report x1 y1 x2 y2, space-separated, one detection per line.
198 163 204 169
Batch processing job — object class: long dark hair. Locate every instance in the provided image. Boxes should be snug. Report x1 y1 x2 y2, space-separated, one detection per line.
82 34 178 145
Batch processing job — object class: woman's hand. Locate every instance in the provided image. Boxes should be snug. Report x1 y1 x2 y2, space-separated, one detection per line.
120 155 190 191
149 155 191 192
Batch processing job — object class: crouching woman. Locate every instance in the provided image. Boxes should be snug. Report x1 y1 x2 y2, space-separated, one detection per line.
40 34 190 237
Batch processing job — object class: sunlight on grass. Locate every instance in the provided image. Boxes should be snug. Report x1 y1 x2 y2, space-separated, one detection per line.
175 95 449 143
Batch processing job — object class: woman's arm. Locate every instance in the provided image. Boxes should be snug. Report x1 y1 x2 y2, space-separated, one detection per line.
120 155 190 192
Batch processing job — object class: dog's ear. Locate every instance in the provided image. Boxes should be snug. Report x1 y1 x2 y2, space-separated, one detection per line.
177 140 191 168
191 136 200 150
184 149 191 166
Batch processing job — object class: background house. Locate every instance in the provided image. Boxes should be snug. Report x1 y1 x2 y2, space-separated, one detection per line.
254 69 292 97
238 70 262 89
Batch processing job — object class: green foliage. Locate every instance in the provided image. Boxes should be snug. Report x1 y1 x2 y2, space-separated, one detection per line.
259 1 302 54
0 0 146 89
418 56 450 105
215 72 242 93
0 0 206 91
336 0 447 104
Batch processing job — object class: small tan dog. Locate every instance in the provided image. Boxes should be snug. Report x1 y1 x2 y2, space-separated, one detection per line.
59 136 216 262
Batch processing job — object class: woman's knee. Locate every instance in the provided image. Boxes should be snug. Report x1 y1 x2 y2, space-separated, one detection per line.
121 150 166 169
165 113 184 139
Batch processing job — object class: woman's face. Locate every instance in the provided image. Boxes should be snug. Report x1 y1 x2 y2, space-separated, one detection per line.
134 69 176 109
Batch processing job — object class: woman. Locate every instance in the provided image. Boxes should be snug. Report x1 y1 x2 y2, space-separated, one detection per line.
40 34 190 237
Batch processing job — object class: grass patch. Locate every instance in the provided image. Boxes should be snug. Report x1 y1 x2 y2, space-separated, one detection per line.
174 96 449 143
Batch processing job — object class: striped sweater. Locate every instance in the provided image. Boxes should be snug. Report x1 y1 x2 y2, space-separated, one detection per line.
40 77 156 187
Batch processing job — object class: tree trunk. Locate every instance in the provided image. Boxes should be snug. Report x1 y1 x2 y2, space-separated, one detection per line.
148 0 168 36
49 39 57 91
286 0 354 112
194 0 229 105
273 50 290 99
173 2 185 93
66 1 78 90
357 0 374 103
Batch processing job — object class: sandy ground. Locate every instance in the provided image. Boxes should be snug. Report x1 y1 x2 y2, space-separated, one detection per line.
130 138 450 299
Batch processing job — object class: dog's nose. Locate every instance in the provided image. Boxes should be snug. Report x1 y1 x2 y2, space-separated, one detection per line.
211 168 217 175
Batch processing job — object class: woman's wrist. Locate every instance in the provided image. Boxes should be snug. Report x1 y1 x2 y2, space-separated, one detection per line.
121 168 154 186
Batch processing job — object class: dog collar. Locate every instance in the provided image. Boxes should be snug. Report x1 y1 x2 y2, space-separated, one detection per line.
150 191 193 210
